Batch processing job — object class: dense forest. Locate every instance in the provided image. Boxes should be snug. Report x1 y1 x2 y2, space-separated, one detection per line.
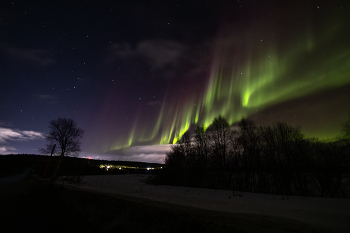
161 115 350 198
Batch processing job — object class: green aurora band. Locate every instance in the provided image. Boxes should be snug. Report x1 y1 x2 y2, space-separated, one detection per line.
107 7 350 152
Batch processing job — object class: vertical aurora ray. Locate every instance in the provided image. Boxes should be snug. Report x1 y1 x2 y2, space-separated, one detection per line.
103 3 350 152
197 7 350 132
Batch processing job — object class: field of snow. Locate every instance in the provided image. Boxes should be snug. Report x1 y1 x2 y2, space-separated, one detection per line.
62 174 350 233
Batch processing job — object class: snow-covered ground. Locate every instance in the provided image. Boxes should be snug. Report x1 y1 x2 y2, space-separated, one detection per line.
62 174 350 233
0 167 33 189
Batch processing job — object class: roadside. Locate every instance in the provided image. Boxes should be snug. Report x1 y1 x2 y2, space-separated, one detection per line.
1 172 349 233
0 166 33 189
64 174 350 233
1 176 315 233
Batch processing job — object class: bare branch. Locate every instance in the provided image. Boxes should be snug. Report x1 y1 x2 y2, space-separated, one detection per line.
40 118 84 157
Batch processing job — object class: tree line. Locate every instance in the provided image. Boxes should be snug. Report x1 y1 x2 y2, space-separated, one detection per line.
162 115 350 198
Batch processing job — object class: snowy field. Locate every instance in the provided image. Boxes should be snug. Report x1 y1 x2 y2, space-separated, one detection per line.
61 174 350 233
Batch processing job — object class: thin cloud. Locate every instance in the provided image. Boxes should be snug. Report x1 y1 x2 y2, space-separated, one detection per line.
37 94 54 100
147 100 162 106
0 127 45 144
78 152 165 164
0 146 17 154
124 153 165 164
0 43 55 66
109 39 186 70
124 144 172 155
107 39 214 82
35 94 59 104
138 40 185 69
88 153 165 164
0 121 13 127
101 144 171 163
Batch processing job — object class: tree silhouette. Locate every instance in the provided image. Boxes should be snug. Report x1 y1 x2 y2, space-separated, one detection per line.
207 116 231 168
341 112 350 142
162 115 350 197
206 115 231 188
40 118 84 157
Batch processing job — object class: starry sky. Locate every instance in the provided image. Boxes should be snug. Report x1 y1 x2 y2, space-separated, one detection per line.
1 0 350 163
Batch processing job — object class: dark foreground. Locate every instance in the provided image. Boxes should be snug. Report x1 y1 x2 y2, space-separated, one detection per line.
0 177 318 233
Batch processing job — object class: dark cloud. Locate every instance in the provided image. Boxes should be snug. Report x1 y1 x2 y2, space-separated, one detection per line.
147 100 162 106
109 39 186 70
1 43 55 66
0 121 12 127
35 94 58 104
36 94 54 100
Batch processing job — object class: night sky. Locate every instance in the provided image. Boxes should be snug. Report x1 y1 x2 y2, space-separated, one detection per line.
1 0 350 163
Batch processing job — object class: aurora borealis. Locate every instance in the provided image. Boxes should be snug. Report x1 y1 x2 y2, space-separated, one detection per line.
1 0 350 163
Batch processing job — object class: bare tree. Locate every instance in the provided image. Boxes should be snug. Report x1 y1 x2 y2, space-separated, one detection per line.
207 115 231 189
341 112 350 143
40 118 84 157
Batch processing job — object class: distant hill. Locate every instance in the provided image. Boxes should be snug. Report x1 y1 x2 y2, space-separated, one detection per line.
0 154 163 178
